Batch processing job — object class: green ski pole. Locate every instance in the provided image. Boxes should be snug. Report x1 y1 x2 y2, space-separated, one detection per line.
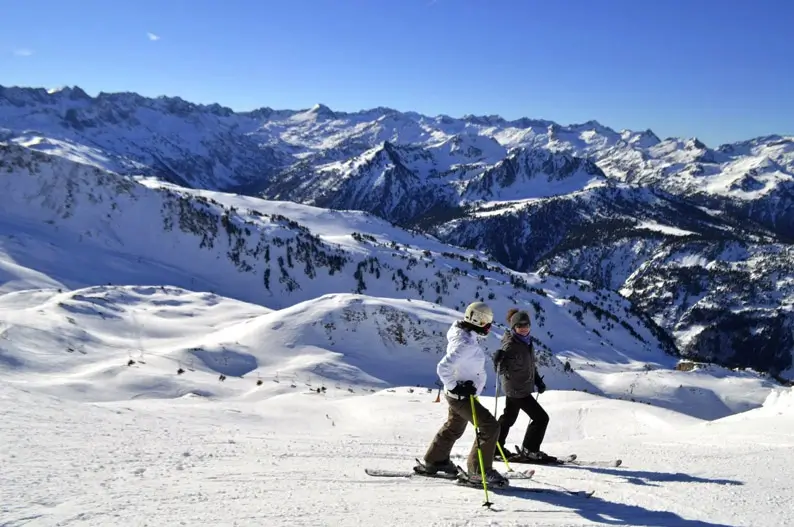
470 395 494 508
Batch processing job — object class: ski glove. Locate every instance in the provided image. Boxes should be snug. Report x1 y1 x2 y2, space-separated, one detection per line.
535 374 546 394
492 349 504 370
450 380 477 397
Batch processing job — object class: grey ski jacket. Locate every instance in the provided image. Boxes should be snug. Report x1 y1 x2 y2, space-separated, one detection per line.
493 330 538 399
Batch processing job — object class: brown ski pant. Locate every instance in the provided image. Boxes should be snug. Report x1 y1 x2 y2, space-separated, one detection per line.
424 394 500 474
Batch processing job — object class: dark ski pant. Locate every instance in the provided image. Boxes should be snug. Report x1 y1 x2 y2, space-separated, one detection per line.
424 394 500 474
497 394 549 453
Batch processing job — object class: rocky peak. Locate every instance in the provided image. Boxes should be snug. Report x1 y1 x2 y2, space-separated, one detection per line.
686 138 707 150
308 103 336 119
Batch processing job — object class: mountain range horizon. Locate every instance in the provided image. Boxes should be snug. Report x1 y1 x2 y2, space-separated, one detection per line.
2 81 793 381
11 83 791 150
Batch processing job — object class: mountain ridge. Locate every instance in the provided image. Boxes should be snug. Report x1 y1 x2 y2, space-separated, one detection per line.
7 83 782 150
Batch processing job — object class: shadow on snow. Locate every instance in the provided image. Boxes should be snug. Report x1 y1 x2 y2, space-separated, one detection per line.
546 464 743 488
488 485 737 527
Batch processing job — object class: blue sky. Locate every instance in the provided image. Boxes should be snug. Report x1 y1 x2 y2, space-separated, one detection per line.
1 0 791 147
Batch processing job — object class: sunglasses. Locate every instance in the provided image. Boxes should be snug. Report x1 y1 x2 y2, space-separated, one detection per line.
514 323 531 329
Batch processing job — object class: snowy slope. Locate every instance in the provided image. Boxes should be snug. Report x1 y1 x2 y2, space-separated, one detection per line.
0 142 782 416
0 142 668 356
2 368 793 526
0 266 789 523
0 284 776 418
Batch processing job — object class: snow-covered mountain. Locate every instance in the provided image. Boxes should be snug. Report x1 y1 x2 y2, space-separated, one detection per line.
0 85 291 190
1 84 793 378
3 139 784 415
0 142 674 365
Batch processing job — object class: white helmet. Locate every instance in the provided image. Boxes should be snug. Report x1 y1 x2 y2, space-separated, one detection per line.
463 301 493 328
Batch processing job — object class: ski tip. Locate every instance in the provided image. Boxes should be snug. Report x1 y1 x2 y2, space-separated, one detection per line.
506 468 535 480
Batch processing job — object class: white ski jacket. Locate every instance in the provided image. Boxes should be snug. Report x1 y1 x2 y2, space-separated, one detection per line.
437 322 487 396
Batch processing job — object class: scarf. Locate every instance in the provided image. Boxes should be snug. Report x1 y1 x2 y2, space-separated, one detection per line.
512 330 531 346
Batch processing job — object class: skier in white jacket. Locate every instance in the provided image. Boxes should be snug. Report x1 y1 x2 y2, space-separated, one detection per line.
417 301 507 488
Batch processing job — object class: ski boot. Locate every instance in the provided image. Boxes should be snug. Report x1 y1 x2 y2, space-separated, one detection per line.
467 468 509 489
518 448 559 464
414 458 457 476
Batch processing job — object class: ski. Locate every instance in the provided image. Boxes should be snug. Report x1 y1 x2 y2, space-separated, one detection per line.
364 464 593 499
456 466 595 498
515 487 595 498
569 458 623 468
365 458 535 480
503 468 535 479
364 468 458 480
504 446 622 468
497 446 576 465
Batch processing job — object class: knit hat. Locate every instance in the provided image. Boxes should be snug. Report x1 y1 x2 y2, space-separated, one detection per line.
509 310 531 329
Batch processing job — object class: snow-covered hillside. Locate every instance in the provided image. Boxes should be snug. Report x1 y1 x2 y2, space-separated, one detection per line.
0 86 290 190
2 346 793 526
0 284 775 419
1 140 783 413
2 84 793 378
0 142 665 348
434 184 794 377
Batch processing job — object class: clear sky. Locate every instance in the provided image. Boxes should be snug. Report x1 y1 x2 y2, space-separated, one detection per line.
1 0 792 147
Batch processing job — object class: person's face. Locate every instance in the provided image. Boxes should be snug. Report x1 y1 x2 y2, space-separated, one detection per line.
514 322 530 336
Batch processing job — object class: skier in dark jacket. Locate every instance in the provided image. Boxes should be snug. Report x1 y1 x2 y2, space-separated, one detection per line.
493 308 555 463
